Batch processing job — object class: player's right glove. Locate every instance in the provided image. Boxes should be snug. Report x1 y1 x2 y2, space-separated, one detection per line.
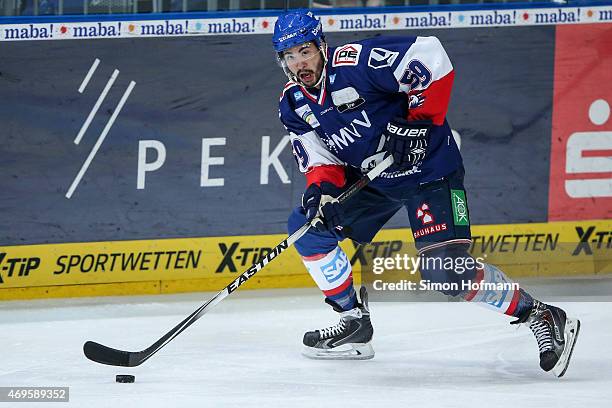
302 182 344 232
383 118 432 169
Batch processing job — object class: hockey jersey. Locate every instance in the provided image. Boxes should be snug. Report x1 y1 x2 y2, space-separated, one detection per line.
278 35 463 190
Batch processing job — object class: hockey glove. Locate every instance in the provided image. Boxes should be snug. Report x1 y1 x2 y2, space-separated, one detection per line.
383 118 432 169
302 182 345 232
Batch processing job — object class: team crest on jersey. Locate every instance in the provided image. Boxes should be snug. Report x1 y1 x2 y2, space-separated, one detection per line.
293 91 304 102
368 48 399 69
332 44 362 67
329 74 336 84
294 105 320 128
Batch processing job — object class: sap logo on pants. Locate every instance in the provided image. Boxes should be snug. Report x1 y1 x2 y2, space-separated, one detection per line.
481 265 510 309
321 250 349 284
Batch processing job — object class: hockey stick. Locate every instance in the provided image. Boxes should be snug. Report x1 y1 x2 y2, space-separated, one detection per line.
83 155 393 367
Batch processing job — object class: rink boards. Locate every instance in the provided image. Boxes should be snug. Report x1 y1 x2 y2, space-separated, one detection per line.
1 16 611 246
0 219 610 300
0 5 611 300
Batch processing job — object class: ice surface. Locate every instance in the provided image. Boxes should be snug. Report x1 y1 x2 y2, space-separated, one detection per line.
1 282 611 408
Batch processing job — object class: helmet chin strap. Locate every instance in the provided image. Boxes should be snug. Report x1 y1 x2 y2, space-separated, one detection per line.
285 41 328 89
310 42 328 89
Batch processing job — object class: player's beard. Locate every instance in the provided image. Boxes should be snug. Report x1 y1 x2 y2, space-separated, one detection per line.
297 55 325 88
297 69 319 88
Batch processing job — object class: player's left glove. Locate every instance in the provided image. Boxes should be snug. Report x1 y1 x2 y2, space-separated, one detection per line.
302 182 345 232
383 118 432 169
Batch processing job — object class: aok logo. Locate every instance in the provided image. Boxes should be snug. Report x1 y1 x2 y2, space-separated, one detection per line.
451 190 469 226
0 253 40 284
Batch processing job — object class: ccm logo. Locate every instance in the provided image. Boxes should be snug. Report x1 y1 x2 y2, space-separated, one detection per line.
387 124 428 137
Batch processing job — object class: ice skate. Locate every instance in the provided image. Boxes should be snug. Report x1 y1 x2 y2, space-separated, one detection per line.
512 300 580 377
302 286 374 360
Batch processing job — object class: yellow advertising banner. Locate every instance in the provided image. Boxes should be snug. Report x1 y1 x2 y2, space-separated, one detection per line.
0 219 610 300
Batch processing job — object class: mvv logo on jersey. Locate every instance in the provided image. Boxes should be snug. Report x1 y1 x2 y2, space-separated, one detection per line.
323 110 372 152
332 44 362 67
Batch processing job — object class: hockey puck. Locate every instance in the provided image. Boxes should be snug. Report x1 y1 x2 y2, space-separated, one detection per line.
116 375 135 383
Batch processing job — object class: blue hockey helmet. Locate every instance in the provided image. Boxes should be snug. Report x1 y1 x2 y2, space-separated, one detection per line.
273 10 327 87
272 10 325 53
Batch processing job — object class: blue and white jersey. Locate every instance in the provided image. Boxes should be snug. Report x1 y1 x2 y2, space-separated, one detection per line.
279 35 463 189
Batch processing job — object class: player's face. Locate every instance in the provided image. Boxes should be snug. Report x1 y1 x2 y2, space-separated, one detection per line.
282 42 324 87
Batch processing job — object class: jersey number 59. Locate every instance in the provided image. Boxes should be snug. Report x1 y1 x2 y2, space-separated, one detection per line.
399 60 432 90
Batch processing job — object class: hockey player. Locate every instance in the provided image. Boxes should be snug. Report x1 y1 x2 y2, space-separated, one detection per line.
273 10 580 376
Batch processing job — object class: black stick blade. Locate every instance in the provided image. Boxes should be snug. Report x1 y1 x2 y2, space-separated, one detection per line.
83 341 136 367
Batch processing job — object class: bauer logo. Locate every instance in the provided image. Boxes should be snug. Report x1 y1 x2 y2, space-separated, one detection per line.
321 249 349 284
277 31 298 43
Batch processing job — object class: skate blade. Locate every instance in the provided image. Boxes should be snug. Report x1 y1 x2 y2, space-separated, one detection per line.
552 318 581 378
302 342 375 360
